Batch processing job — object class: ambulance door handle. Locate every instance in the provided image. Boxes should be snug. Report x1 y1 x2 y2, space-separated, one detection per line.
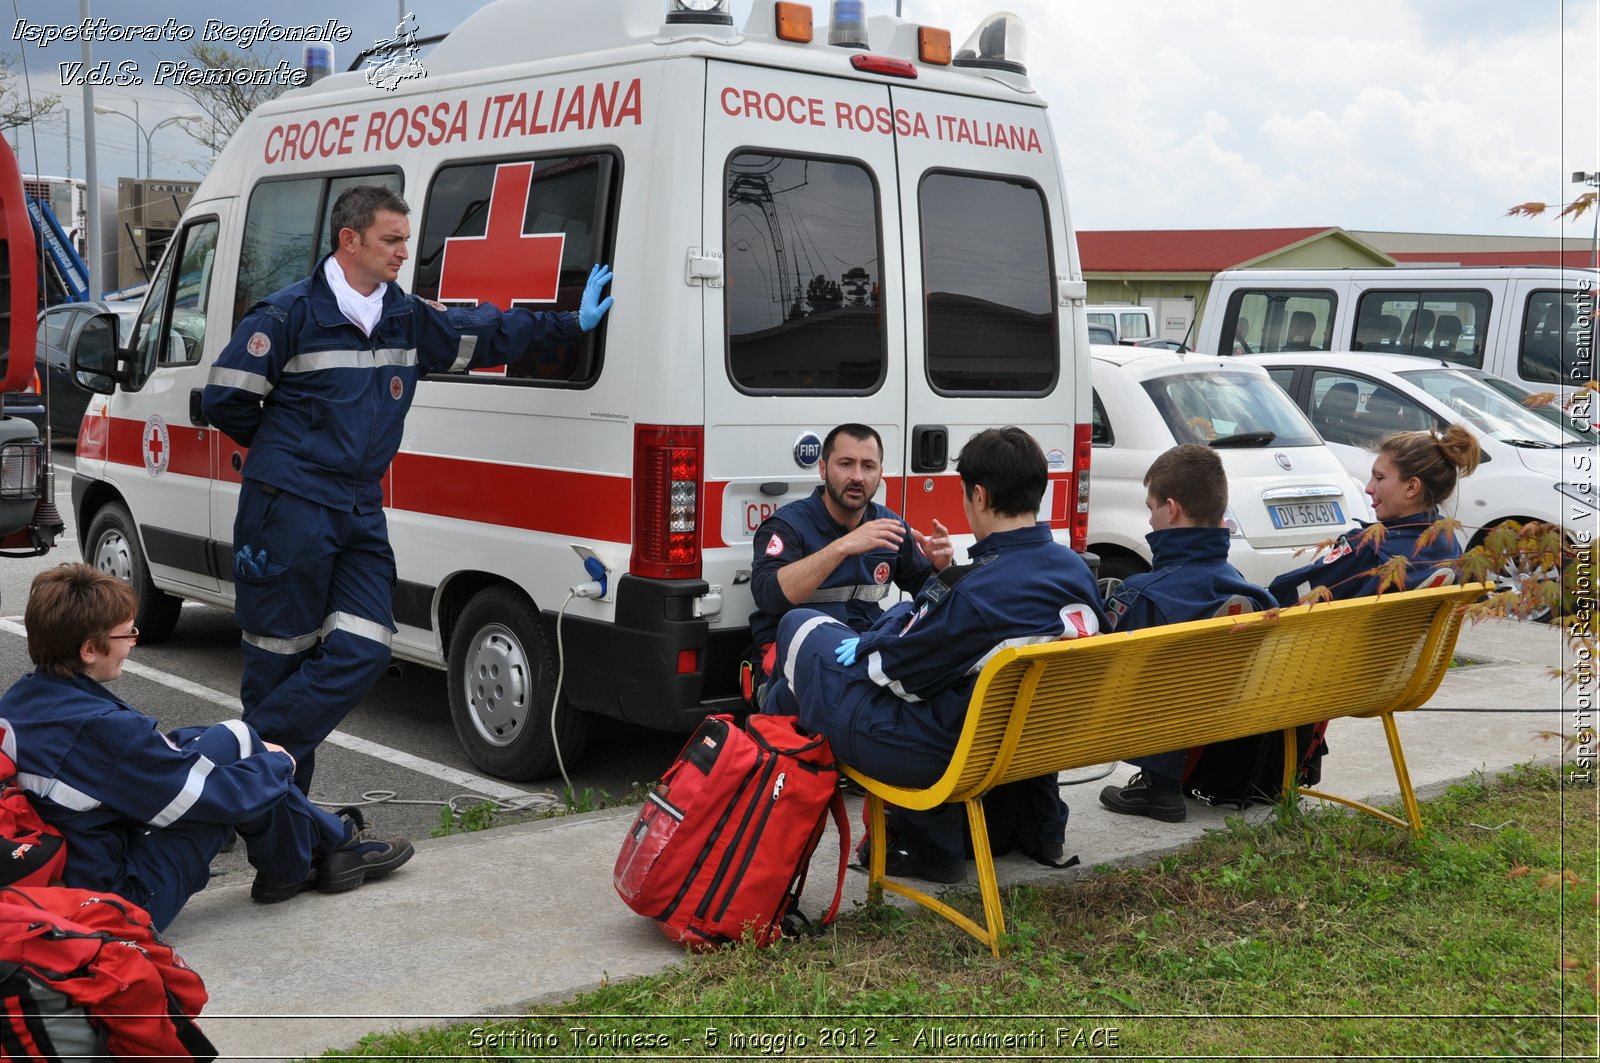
189 388 209 427
911 425 947 473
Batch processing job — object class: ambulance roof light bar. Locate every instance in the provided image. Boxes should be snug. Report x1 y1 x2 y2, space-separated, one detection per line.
667 0 733 26
952 11 1027 75
828 0 869 49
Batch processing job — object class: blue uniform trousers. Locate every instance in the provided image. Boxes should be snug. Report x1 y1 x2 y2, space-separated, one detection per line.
766 610 1066 866
118 723 349 929
233 482 395 792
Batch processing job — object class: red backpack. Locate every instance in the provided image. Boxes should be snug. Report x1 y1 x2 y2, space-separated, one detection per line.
614 713 848 950
0 732 67 889
0 886 216 1060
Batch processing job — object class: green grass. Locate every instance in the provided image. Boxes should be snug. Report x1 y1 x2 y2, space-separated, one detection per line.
326 764 1597 1060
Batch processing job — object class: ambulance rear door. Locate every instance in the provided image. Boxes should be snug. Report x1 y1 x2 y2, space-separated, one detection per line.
888 84 1078 542
702 62 909 589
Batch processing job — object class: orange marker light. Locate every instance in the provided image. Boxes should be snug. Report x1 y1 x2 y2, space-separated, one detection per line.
919 27 952 65
775 3 814 43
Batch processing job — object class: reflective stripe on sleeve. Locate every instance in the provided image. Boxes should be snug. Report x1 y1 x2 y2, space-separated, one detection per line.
207 367 273 396
782 614 836 690
149 757 216 828
449 334 479 372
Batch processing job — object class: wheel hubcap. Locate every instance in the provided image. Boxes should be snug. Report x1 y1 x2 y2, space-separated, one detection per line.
93 530 133 582
463 623 530 748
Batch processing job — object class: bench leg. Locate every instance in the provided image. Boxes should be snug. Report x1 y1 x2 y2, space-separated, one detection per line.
1288 716 1425 835
865 794 886 906
867 796 1008 956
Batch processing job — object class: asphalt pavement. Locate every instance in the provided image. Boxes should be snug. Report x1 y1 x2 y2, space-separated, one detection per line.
159 615 1579 1061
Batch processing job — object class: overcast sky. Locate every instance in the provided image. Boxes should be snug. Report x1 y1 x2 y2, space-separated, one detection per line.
6 0 1597 240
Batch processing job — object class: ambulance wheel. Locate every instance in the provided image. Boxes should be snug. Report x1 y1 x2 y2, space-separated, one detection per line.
1095 554 1146 601
448 586 591 781
86 502 182 643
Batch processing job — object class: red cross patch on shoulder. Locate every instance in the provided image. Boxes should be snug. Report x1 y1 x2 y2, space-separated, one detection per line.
765 534 785 557
246 332 271 357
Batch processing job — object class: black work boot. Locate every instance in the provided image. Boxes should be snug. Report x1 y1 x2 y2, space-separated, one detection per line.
1099 772 1187 823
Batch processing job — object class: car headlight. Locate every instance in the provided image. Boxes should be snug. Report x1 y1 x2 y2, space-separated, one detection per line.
1556 482 1598 511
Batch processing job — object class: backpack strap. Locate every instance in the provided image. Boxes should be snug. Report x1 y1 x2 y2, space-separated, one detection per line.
817 789 850 927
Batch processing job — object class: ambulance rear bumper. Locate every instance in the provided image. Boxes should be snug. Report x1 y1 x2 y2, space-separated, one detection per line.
541 574 745 732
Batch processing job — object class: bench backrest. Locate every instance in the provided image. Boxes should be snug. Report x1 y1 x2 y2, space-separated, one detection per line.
923 584 1484 806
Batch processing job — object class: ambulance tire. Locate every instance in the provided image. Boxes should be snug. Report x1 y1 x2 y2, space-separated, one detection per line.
86 502 183 643
448 586 591 781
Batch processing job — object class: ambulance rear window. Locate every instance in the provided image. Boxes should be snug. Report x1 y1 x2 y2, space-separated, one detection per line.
724 152 885 394
234 171 402 329
920 172 1056 394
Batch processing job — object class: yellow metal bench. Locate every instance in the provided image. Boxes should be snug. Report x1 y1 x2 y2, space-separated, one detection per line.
842 583 1485 955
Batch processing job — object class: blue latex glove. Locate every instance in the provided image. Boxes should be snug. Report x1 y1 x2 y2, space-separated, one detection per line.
835 637 860 666
234 545 267 578
579 263 614 331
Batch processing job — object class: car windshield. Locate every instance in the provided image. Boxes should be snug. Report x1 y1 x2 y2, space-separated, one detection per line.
1396 367 1587 448
1142 368 1321 447
1474 371 1597 444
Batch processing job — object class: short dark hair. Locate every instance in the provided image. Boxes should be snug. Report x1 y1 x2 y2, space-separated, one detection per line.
822 423 883 462
1144 444 1228 526
25 564 137 677
329 185 410 254
955 426 1047 517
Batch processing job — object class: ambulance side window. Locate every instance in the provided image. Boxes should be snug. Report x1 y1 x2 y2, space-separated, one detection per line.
725 152 884 394
234 171 402 329
126 217 218 389
415 153 619 387
920 172 1055 394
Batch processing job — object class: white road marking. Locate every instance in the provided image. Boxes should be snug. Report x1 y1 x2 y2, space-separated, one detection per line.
0 617 538 802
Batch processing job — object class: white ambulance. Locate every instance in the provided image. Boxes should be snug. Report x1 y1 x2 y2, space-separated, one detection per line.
67 0 1094 781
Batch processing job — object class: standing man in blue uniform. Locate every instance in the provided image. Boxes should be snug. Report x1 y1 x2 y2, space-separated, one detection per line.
743 423 953 703
0 565 412 927
1096 445 1275 822
764 427 1106 883
202 185 614 791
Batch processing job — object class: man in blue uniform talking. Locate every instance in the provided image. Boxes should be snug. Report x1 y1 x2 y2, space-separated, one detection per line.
202 185 614 791
763 427 1106 883
744 423 953 703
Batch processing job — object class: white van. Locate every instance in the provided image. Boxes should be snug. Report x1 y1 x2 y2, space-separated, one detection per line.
65 0 1095 780
1195 267 1598 397
1086 303 1155 343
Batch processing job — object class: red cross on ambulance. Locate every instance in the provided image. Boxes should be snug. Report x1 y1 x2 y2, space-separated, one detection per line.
437 161 566 310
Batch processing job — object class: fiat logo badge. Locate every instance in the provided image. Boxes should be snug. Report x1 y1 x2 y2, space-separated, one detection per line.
1274 451 1293 470
793 431 823 469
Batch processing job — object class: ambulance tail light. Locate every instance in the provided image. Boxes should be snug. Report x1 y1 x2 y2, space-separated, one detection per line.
667 0 733 26
632 424 703 580
1069 422 1091 552
953 12 1027 75
828 0 868 49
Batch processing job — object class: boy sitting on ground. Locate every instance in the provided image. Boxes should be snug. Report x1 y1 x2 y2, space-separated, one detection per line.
0 564 413 930
1097 445 1275 823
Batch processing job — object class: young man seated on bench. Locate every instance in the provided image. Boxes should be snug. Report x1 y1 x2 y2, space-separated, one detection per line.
762 427 1106 884
1097 445 1275 823
0 564 414 930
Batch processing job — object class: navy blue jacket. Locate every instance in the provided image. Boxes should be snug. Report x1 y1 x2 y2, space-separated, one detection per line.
0 670 296 891
1107 526 1276 631
852 523 1107 739
749 487 932 645
1267 511 1460 606
202 256 581 511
